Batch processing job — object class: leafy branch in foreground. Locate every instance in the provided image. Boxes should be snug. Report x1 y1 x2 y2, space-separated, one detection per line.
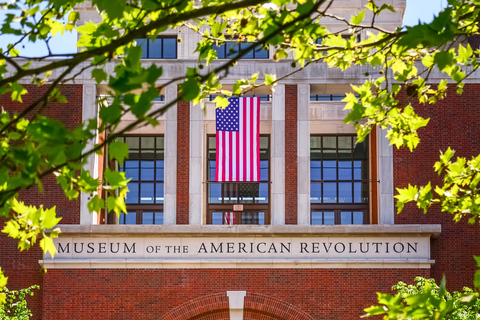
2 0 480 308
364 277 480 320
395 148 480 224
0 285 39 320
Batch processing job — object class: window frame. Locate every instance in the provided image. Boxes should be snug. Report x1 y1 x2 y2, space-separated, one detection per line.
107 135 165 225
136 36 177 59
206 134 271 225
310 134 370 225
213 39 269 59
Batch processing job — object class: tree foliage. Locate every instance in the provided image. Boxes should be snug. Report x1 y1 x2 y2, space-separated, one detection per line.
364 277 480 320
1 0 480 311
0 285 39 320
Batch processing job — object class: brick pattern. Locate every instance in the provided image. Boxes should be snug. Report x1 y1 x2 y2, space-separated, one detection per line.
0 84 83 224
285 85 298 224
395 84 480 291
0 84 83 320
161 293 229 320
41 268 428 320
244 293 314 320
177 100 190 224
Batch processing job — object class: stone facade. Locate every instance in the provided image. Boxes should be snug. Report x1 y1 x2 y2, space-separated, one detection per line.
3 1 480 319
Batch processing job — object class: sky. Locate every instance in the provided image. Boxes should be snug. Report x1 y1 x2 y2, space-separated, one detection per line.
0 0 447 57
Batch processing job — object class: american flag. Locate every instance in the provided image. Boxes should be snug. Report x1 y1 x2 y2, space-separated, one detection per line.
215 97 260 182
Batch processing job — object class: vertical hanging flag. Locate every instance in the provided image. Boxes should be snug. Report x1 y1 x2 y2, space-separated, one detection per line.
216 96 260 182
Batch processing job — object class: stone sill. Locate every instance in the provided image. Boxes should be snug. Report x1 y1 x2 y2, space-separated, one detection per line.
53 224 441 238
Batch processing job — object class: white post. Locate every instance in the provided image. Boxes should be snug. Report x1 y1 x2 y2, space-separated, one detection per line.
164 84 178 225
271 85 285 225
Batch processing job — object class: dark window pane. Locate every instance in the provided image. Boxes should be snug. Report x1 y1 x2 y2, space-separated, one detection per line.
311 183 322 203
323 182 337 203
241 212 265 225
226 42 239 58
324 212 335 225
209 183 222 203
155 183 164 203
155 212 163 225
126 183 139 204
125 212 137 225
125 160 139 180
126 137 139 159
338 182 352 203
240 42 254 58
331 95 345 101
338 136 352 158
353 160 362 180
310 136 321 159
143 212 154 224
140 183 154 203
341 211 352 224
140 161 155 180
353 211 364 224
311 211 322 225
239 183 257 203
163 38 177 58
260 160 268 180
311 160 322 180
322 137 336 155
224 183 238 203
254 46 269 58
258 183 268 203
137 38 148 59
148 39 163 58
212 212 223 225
361 182 369 203
141 137 155 159
353 182 369 203
213 44 225 59
156 160 164 180
361 160 369 180
323 161 337 180
209 160 216 180
354 140 368 158
338 161 352 180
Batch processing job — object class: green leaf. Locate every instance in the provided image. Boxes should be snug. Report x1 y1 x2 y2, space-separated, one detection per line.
107 196 127 216
104 168 128 189
109 141 129 163
265 74 276 86
434 51 454 72
181 77 200 101
40 236 57 258
87 195 105 213
9 82 27 102
350 10 365 25
93 0 126 19
92 69 108 84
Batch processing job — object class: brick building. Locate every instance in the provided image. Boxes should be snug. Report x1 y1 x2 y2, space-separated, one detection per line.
1 0 480 319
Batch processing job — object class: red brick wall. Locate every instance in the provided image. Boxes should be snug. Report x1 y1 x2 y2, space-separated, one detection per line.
177 100 190 224
41 268 428 320
394 84 480 291
0 84 83 320
0 84 83 224
285 85 298 224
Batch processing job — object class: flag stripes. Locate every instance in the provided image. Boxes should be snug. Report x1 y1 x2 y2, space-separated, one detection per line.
215 97 260 182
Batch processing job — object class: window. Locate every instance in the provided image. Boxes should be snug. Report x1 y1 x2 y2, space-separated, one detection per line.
315 34 361 44
206 135 270 224
113 136 164 225
310 94 359 101
310 135 369 225
213 40 269 59
136 37 177 59
209 95 270 102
